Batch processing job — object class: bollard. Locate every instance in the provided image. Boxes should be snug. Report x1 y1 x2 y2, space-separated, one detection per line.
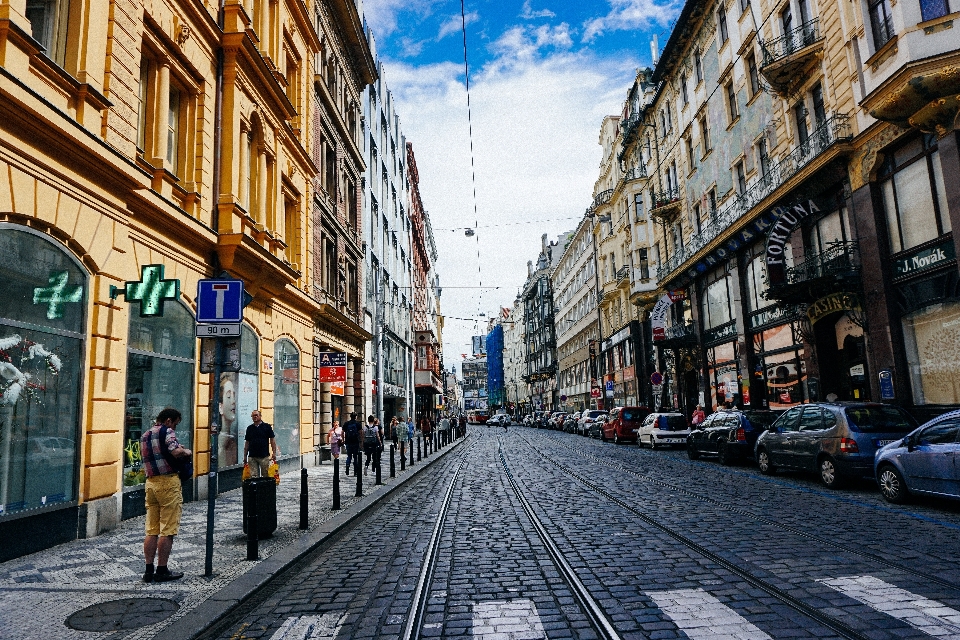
299 467 308 530
417 436 421 462
375 452 382 485
246 482 259 560
400 441 406 471
333 457 341 510
390 444 396 478
410 437 414 466
355 450 363 497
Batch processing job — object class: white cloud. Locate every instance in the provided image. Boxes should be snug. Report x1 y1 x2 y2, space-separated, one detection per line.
363 0 444 38
489 24 574 61
582 0 678 42
521 0 556 19
437 11 478 41
384 49 637 367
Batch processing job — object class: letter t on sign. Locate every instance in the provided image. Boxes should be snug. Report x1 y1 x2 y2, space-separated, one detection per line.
213 284 229 319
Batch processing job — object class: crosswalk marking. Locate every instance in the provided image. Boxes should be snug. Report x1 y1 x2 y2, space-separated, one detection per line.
472 598 546 638
268 613 344 640
647 588 773 640
819 575 960 639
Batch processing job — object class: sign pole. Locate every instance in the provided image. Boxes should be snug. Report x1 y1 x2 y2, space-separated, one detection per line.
204 337 221 577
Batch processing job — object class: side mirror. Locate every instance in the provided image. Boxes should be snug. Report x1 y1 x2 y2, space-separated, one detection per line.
904 435 916 452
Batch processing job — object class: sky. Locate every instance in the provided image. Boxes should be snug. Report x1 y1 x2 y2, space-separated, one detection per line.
362 0 681 373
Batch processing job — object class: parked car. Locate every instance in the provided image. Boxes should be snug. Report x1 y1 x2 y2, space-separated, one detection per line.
875 409 960 504
638 412 690 448
547 412 566 430
687 409 780 464
755 402 918 488
602 406 652 444
578 410 607 436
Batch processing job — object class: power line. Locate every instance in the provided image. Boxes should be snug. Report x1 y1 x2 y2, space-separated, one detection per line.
435 215 582 232
459 0 484 334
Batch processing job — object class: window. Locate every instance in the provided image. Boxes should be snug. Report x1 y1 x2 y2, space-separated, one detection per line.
726 81 739 122
757 138 770 177
216 326 260 468
920 0 950 20
686 136 695 172
0 226 86 515
811 83 826 129
747 53 760 98
700 116 711 155
701 272 735 329
25 0 69 65
740 0 750 12
879 134 950 254
137 63 149 151
744 253 769 311
735 160 746 193
694 49 703 84
794 102 809 146
693 202 702 233
708 187 717 216
681 72 689 105
869 0 895 48
273 339 301 458
166 85 181 171
637 248 650 279
718 5 729 43
635 192 645 220
324 235 337 293
125 301 196 488
284 198 299 265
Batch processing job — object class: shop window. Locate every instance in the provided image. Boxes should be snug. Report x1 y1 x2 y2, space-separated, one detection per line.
273 339 301 458
707 342 739 410
216 326 259 468
806 207 851 254
0 226 85 516
701 272 735 329
879 134 951 254
920 0 950 21
902 301 960 405
124 301 196 488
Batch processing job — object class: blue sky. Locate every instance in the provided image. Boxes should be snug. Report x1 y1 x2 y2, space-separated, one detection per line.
363 0 680 370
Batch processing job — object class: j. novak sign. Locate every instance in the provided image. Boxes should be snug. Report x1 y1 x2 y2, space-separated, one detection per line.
894 240 955 278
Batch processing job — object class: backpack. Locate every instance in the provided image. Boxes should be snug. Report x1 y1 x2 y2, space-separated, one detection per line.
364 424 379 444
344 421 361 444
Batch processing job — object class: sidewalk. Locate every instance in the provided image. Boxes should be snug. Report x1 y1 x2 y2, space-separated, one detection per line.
0 439 462 640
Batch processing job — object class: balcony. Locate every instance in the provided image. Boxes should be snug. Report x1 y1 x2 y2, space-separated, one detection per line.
616 266 631 286
650 187 682 222
760 19 825 95
619 165 647 187
620 113 644 147
593 189 614 209
765 240 861 303
657 321 698 348
657 114 852 281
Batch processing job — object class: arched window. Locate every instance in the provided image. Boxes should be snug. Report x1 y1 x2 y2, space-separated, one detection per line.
0 225 86 516
216 325 259 467
124 301 195 487
273 339 300 458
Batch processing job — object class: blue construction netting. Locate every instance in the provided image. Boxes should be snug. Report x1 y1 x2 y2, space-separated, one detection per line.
486 324 505 408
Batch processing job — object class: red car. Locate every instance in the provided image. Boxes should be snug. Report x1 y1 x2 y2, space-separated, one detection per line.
602 406 653 444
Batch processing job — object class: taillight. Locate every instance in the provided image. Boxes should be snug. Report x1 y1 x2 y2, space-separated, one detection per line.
736 427 745 442
840 437 859 453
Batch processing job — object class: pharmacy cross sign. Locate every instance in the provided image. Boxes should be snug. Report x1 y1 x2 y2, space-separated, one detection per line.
33 271 83 320
110 264 181 317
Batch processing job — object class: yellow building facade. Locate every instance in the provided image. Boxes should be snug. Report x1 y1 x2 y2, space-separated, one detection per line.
0 0 373 560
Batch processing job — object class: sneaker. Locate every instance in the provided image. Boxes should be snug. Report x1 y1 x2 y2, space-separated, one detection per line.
153 569 184 582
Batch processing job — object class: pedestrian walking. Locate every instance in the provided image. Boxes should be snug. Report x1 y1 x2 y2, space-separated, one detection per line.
407 416 415 441
389 416 400 446
459 414 466 437
243 410 279 478
439 415 450 445
363 415 382 474
691 404 706 427
342 413 362 475
141 407 192 583
328 421 344 460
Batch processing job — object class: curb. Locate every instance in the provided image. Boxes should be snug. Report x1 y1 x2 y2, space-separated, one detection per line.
164 436 466 640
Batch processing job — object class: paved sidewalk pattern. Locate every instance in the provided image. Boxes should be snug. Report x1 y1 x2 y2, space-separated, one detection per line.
0 443 447 640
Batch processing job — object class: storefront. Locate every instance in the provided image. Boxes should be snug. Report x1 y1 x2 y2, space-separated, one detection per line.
597 323 641 409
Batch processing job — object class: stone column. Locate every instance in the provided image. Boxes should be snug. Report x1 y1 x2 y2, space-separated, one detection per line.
345 358 355 416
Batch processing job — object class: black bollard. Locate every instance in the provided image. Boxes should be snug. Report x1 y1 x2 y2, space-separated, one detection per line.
400 441 406 471
333 457 341 510
375 450 382 485
299 467 308 530
417 436 421 462
246 482 259 560
410 438 414 466
390 444 396 478
355 450 363 497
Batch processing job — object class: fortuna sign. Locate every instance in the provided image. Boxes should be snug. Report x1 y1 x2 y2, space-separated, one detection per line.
765 199 823 286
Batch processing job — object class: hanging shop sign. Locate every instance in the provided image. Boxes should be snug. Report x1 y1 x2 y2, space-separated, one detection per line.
879 369 895 400
317 351 347 396
893 240 956 278
651 291 687 341
109 264 180 318
806 292 861 325
764 199 826 286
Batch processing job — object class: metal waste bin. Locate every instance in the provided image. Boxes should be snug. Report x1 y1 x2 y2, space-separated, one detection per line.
242 477 277 538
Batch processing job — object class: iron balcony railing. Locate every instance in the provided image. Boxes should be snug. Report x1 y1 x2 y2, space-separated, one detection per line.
781 240 860 286
663 321 697 342
651 187 681 211
761 18 822 66
658 113 851 279
616 266 630 282
593 189 614 208
620 165 647 184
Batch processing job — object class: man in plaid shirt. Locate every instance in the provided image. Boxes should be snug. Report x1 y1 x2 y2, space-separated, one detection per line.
141 408 192 583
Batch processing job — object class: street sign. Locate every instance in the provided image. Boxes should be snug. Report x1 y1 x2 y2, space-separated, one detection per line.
196 323 241 337
650 371 663 385
590 388 601 399
196 279 244 323
318 351 347 397
605 380 614 391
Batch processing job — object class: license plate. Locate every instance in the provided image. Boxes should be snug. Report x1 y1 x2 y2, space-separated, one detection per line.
876 439 896 446
662 438 683 444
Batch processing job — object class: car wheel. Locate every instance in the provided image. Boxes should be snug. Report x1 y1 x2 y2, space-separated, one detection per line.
718 443 732 466
877 465 910 504
599 431 606 442
819 456 843 489
757 449 776 475
650 437 657 450
687 445 700 460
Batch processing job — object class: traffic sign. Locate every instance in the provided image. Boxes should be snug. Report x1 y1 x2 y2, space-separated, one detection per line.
197 279 244 323
605 380 614 391
651 371 664 385
196 323 241 337
590 388 601 398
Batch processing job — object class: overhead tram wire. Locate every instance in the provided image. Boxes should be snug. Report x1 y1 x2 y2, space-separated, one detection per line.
459 0 483 325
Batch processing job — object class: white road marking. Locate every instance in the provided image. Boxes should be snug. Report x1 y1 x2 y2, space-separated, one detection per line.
268 613 345 640
647 588 773 640
819 575 960 638
472 598 547 639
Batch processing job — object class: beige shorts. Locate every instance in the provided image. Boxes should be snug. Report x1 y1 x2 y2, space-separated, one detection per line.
145 474 183 536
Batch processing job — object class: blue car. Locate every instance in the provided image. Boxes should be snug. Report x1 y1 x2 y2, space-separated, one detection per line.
875 409 960 504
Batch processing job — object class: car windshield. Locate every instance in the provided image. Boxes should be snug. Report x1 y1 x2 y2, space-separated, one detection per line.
844 406 916 433
587 411 606 419
622 410 644 421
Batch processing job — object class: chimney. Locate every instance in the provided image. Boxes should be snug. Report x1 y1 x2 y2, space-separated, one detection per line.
650 35 659 66
541 233 548 255
527 260 533 277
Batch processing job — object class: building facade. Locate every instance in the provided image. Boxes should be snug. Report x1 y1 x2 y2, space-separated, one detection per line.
521 234 565 412
461 356 488 413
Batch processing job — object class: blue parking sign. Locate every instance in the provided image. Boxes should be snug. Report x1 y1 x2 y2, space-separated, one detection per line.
197 279 244 323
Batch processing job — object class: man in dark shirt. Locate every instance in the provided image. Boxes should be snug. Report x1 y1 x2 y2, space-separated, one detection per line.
342 412 362 476
244 410 279 478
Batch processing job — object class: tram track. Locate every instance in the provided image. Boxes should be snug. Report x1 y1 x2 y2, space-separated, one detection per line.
535 430 960 593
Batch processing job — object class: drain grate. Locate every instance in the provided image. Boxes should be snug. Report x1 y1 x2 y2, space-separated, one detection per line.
65 597 179 632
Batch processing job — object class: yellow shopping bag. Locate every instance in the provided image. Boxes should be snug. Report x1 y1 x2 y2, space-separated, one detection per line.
241 463 251 482
268 461 280 485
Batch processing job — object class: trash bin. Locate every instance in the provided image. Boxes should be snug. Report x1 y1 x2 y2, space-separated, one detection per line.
242 477 277 538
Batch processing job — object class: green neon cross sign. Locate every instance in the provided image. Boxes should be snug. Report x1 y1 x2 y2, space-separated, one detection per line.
33 271 83 320
110 264 181 317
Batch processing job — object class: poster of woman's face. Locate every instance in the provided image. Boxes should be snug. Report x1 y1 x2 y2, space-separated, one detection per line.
219 373 239 466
